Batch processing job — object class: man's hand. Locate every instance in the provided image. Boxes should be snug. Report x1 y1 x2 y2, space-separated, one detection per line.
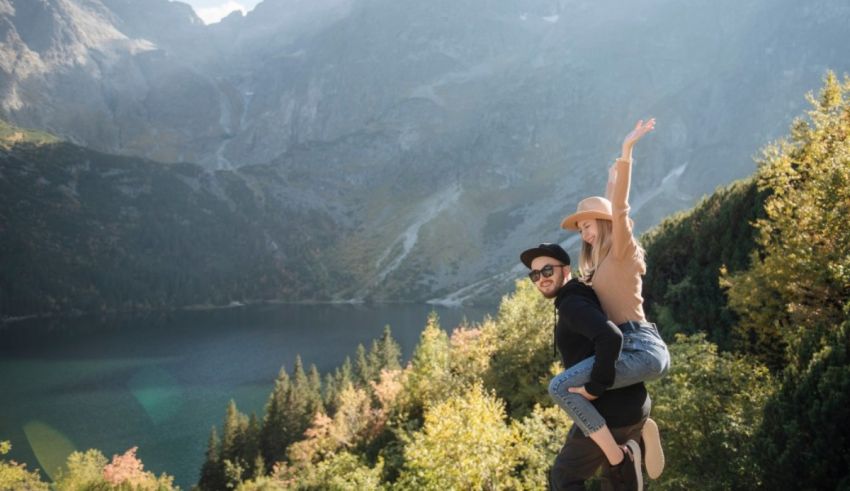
568 386 599 401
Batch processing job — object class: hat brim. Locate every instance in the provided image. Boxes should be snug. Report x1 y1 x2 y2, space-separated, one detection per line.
519 246 562 268
560 210 612 230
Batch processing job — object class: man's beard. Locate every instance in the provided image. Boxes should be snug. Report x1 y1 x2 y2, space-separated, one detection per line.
541 289 559 299
537 280 561 299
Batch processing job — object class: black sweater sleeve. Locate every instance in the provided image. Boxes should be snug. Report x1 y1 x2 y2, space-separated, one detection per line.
560 297 624 396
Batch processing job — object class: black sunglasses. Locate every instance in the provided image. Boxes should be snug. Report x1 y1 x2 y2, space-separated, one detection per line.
528 264 565 282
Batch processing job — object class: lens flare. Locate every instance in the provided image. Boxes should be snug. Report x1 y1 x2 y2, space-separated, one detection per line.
22 420 76 481
127 367 183 425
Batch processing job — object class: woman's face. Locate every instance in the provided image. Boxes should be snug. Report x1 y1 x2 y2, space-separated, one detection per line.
579 219 598 246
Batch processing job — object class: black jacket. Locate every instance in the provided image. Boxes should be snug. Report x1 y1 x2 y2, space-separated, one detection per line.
554 278 650 428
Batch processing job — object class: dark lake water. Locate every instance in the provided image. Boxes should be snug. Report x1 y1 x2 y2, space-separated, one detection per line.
0 303 495 489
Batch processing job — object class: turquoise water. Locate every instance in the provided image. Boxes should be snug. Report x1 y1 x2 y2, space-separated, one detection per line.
0 303 493 489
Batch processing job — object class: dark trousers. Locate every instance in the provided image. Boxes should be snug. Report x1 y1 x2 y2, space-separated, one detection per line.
548 418 646 491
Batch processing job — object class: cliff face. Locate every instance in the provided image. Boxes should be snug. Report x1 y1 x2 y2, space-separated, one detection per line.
2 0 850 311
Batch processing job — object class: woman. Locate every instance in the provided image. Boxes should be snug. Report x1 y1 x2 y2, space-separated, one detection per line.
548 119 669 483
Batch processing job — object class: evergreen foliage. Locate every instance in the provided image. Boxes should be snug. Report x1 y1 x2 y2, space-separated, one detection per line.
222 400 252 483
511 405 573 489
723 71 850 369
261 368 292 468
400 312 453 421
720 71 850 489
199 426 226 491
641 178 766 350
375 325 402 373
483 280 555 418
0 126 343 319
648 334 773 490
754 317 850 490
203 328 404 490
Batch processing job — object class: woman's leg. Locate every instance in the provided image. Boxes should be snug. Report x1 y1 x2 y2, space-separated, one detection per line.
549 342 667 466
607 332 670 389
549 360 626 465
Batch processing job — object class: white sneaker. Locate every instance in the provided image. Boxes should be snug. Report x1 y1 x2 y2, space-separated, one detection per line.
641 418 665 479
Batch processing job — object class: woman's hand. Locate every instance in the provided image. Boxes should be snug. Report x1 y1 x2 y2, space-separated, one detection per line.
568 386 599 401
621 118 655 158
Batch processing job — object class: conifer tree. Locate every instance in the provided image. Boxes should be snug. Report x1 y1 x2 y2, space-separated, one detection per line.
721 71 850 489
336 356 353 391
323 372 337 410
354 343 373 386
403 312 452 420
198 426 225 491
261 367 291 466
261 356 327 468
221 400 248 462
368 339 382 382
287 356 315 438
325 356 354 412
308 364 323 409
755 319 850 489
244 413 261 477
724 71 850 368
376 325 402 373
221 400 250 483
483 280 554 418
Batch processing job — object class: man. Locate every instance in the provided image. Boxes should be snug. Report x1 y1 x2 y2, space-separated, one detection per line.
520 243 651 491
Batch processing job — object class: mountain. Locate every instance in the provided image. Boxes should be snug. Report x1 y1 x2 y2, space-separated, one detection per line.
2 0 850 313
0 121 347 317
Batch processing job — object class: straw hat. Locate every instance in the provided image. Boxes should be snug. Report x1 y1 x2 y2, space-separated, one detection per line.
560 196 613 230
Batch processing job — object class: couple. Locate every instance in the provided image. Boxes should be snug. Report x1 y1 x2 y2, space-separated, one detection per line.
521 119 670 491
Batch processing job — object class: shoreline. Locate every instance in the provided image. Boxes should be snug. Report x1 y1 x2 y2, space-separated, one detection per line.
0 297 488 326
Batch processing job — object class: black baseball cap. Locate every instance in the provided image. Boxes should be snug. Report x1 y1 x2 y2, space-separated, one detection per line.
520 243 571 268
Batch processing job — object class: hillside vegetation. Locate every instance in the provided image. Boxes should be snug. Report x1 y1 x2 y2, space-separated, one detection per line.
2 74 849 490
0 129 344 318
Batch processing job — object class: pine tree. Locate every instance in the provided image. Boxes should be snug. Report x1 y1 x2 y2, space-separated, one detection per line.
198 426 225 491
376 325 402 372
354 344 372 386
307 364 325 416
368 339 382 382
220 400 249 483
323 372 337 410
723 71 850 369
403 311 452 421
244 413 261 477
336 356 353 391
325 357 354 413
755 320 850 489
261 367 291 466
288 356 311 434
721 72 850 487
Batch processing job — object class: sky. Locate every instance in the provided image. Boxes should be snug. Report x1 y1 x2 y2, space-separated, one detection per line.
177 0 263 25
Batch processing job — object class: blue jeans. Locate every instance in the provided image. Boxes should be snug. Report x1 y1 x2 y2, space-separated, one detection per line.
549 321 670 436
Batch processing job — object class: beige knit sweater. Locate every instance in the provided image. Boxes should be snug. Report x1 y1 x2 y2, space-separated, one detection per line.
591 157 647 325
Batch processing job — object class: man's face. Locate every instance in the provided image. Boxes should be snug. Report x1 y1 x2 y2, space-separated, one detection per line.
529 256 569 299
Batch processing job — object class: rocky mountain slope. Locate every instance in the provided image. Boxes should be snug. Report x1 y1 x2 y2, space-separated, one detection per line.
2 0 849 312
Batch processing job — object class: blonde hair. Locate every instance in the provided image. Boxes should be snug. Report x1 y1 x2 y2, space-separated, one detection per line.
579 219 646 283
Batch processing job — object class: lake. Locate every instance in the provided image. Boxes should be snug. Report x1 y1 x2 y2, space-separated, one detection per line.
0 303 495 489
